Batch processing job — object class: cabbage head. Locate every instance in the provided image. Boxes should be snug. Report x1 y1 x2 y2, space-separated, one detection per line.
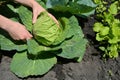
33 11 61 46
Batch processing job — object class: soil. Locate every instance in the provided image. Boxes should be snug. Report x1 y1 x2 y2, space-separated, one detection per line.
0 16 120 80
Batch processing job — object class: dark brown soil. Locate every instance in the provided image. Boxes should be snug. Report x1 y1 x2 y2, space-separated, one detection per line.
0 16 120 80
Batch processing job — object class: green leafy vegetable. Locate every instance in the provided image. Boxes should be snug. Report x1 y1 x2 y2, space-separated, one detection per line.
33 11 61 46
46 0 96 16
57 16 87 59
10 51 57 77
0 27 27 51
0 0 93 78
93 0 120 58
18 6 33 32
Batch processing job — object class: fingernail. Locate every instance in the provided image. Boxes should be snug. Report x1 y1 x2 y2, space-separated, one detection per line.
32 20 35 24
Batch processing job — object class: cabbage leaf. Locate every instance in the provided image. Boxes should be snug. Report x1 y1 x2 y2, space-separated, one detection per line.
0 1 89 78
10 51 57 77
33 11 61 46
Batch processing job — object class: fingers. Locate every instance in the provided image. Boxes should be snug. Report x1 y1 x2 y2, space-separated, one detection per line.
17 23 33 40
16 33 32 41
33 11 59 25
31 1 59 25
32 9 38 24
26 33 33 40
32 8 45 24
20 29 33 41
13 31 32 41
24 31 32 40
48 13 59 25
9 22 33 41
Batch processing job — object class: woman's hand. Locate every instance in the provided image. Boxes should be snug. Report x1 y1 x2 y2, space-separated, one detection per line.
15 0 59 24
6 22 33 40
32 1 59 24
0 15 32 40
0 0 59 41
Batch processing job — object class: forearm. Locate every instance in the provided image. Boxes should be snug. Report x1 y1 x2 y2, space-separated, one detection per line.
0 15 13 31
14 0 45 11
14 0 34 7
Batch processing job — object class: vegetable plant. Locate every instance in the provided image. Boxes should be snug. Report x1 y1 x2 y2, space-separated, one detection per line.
0 0 96 78
93 0 120 58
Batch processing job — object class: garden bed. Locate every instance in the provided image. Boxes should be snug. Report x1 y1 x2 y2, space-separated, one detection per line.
0 15 120 80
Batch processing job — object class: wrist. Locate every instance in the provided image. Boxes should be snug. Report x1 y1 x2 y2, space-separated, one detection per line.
30 0 37 8
14 0 35 8
27 0 36 8
0 15 8 30
0 15 14 31
32 1 46 12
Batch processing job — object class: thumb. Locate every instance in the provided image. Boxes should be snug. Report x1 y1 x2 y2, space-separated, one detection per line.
32 10 38 24
48 13 59 25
